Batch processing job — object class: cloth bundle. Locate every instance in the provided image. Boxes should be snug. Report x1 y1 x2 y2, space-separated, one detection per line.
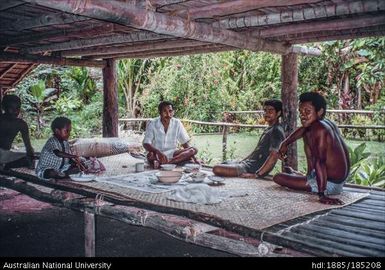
70 137 143 157
82 157 106 174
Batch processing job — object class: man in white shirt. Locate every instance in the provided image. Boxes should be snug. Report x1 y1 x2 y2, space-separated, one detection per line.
143 101 198 168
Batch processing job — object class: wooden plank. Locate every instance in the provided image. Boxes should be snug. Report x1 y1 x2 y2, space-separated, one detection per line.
312 219 385 238
287 26 385 44
8 64 37 88
255 15 385 38
288 228 385 254
281 231 379 257
329 209 385 222
175 0 322 20
2 13 88 31
82 44 230 59
84 211 95 257
0 52 105 68
61 40 210 57
322 214 385 231
23 31 170 54
217 0 384 29
357 201 385 210
293 224 385 248
343 205 385 216
0 63 18 79
102 59 118 137
0 0 24 11
281 53 298 170
24 0 289 54
0 23 116 47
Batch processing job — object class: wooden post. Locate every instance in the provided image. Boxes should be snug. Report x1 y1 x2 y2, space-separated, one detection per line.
222 125 228 162
281 53 298 170
102 59 118 137
84 211 95 257
0 85 3 113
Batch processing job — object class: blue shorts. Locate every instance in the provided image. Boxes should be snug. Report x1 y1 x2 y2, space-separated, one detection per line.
307 170 345 195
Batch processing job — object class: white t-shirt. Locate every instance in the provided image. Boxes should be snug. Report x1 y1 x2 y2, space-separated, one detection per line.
143 117 190 159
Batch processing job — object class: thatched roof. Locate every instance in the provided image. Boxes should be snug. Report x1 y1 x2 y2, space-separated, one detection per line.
1 0 384 89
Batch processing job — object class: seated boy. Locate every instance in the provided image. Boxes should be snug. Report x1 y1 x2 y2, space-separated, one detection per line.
273 92 350 205
213 100 285 178
36 117 82 180
0 95 34 170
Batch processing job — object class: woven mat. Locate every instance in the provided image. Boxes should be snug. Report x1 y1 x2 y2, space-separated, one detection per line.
8 153 369 230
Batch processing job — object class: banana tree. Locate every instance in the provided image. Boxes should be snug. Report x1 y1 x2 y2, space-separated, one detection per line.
117 59 150 118
26 80 56 138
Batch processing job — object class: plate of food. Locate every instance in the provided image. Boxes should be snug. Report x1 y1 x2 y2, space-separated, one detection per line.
189 171 207 183
69 173 96 182
207 175 225 186
183 163 201 173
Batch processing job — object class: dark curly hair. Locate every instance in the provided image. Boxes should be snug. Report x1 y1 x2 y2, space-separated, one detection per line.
299 92 326 119
263 99 282 118
51 116 71 132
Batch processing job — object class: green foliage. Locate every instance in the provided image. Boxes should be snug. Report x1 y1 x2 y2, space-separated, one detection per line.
54 95 82 114
347 143 385 187
348 142 371 170
67 67 97 104
196 142 214 165
351 157 385 188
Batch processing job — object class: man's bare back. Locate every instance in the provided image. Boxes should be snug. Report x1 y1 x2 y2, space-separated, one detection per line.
303 120 349 183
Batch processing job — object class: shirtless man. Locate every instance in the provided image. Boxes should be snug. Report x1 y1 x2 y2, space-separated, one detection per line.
143 101 198 168
273 92 350 205
0 95 34 170
213 99 285 178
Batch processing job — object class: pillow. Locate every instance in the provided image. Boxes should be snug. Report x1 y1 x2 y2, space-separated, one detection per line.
70 137 143 158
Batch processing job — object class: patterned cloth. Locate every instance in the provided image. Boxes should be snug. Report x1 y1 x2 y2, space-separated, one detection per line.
36 136 72 180
143 117 190 159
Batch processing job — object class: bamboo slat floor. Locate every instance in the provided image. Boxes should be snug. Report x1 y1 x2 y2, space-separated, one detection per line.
265 186 385 257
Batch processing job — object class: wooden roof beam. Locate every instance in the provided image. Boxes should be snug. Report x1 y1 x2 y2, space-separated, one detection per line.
253 15 385 38
0 51 106 68
0 23 117 47
100 45 234 60
174 0 322 20
0 0 25 11
283 26 385 44
22 0 289 54
0 63 19 79
61 39 210 57
23 32 171 54
216 0 385 29
1 12 89 32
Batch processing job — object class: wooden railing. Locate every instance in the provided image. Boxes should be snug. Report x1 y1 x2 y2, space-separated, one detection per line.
119 110 385 160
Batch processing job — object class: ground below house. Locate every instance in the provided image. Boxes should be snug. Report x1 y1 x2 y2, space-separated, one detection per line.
0 188 234 257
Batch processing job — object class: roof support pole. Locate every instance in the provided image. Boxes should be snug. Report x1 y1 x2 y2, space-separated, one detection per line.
102 59 118 138
0 85 3 114
281 53 298 170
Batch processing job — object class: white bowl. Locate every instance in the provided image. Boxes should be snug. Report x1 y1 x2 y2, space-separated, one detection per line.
160 164 177 171
156 171 183 184
69 173 96 182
